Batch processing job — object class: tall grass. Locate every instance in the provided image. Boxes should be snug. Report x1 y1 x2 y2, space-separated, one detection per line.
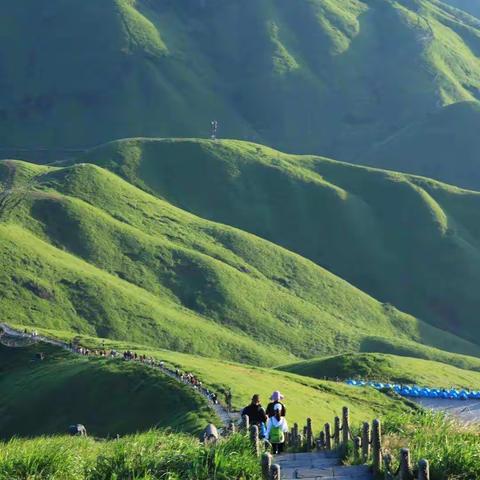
0 431 262 480
382 411 480 480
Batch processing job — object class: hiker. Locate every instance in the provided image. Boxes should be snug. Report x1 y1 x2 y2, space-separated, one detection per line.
266 404 288 454
266 391 286 417
241 394 267 429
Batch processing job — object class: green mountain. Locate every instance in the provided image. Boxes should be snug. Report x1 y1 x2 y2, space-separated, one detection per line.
0 341 214 439
3 150 474 366
2 0 480 171
360 102 480 190
79 138 480 350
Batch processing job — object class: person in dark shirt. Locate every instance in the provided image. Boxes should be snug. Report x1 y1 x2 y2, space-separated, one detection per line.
266 390 286 417
241 394 267 426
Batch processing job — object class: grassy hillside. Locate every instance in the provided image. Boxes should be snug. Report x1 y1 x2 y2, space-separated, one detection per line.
80 138 480 349
1 326 413 431
279 352 480 389
2 0 480 167
0 342 215 439
360 336 480 372
359 102 480 190
1 157 473 365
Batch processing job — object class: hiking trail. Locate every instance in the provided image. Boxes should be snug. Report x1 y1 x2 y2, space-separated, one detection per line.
0 323 234 427
273 451 372 479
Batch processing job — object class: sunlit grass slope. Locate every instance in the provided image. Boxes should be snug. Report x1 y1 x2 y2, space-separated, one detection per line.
279 352 480 389
81 137 480 350
1 158 473 364
360 336 480 372
2 0 480 166
0 342 215 439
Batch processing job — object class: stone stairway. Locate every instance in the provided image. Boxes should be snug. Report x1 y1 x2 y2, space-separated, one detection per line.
274 451 372 479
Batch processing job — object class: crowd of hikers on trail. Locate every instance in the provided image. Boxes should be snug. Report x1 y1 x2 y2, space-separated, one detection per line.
241 391 288 454
67 342 223 406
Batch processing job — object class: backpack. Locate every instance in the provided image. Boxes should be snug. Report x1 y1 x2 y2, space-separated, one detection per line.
269 423 284 443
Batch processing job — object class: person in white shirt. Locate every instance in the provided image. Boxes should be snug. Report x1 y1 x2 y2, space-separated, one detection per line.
265 403 289 454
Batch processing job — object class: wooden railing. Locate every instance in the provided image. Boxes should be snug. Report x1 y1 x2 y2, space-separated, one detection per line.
233 406 432 480
384 449 430 480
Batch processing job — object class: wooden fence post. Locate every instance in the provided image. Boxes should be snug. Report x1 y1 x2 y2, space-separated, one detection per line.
361 421 370 462
384 452 393 478
354 436 361 462
297 432 304 450
334 416 340 447
371 419 382 474
250 425 260 457
261 452 272 479
318 431 325 450
342 406 350 446
399 448 411 480
307 418 313 450
229 420 236 434
325 423 332 450
293 423 299 448
270 464 281 480
418 459 430 480
242 414 250 431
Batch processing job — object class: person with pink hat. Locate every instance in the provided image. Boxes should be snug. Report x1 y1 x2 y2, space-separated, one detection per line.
266 390 286 418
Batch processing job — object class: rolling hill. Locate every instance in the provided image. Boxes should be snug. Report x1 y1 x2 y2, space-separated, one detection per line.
0 330 413 438
79 138 480 350
0 341 215 439
279 352 480 389
2 0 480 174
2 152 475 366
359 102 480 190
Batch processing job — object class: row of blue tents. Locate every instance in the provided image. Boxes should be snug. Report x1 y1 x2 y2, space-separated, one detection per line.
345 379 480 400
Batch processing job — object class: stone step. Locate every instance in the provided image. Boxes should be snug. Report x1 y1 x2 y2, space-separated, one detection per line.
273 459 372 479
275 460 339 468
282 474 373 480
334 465 371 477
